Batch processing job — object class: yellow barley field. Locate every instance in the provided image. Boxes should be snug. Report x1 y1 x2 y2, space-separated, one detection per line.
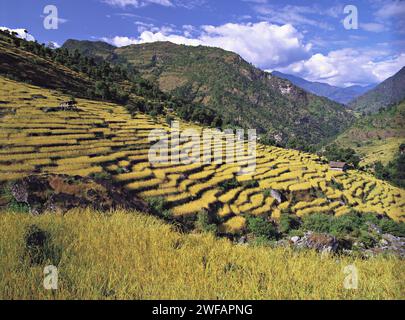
0 209 403 300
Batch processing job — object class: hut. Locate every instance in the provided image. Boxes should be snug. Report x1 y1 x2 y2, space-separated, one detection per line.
329 161 348 172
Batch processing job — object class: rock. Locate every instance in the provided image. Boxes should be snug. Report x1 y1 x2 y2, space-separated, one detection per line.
379 239 389 246
5 174 148 214
306 233 339 253
290 236 300 244
270 189 285 204
238 236 247 245
366 222 382 234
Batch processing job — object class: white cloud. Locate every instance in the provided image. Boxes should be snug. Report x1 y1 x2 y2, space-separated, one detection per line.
360 22 387 32
0 27 35 41
375 0 405 19
102 22 312 69
102 0 205 9
278 48 405 86
102 0 173 8
253 4 334 30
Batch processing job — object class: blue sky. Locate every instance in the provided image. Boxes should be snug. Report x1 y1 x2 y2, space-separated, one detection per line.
1 0 404 87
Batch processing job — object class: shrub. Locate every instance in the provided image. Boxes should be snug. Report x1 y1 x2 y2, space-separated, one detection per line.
247 216 278 240
279 213 301 234
378 219 405 237
195 210 217 234
24 225 62 266
90 171 112 181
1 183 29 213
302 213 333 234
242 180 259 188
218 178 240 191
328 213 364 237
358 230 377 249
8 200 30 213
147 197 172 219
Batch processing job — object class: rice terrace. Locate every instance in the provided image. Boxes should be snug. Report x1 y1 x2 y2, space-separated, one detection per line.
0 0 404 303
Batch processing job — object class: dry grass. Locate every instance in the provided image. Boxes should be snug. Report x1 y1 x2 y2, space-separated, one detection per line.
0 208 403 300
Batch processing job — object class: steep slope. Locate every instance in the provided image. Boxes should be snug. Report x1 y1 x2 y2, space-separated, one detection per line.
335 100 405 166
0 208 402 299
1 76 403 223
62 40 354 147
272 71 376 104
349 66 405 114
62 39 116 62
0 33 92 97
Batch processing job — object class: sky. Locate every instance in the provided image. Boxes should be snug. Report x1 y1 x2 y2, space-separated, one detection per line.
0 0 404 87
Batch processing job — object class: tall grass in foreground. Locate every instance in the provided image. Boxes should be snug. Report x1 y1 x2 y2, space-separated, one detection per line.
0 209 403 300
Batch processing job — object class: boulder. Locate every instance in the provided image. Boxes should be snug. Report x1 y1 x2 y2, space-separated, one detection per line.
290 236 300 244
7 174 148 214
306 233 339 253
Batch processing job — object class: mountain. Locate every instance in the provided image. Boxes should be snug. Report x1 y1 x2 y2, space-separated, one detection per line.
0 34 92 97
334 99 405 166
62 39 116 62
62 40 354 148
349 66 405 114
272 71 376 104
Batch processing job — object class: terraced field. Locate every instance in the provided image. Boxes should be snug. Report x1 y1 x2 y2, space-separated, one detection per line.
1 76 404 232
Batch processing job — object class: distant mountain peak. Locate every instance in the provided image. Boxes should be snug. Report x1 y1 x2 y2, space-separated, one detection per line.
271 71 377 105
349 66 405 114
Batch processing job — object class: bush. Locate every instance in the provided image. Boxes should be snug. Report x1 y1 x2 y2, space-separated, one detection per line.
301 212 405 245
247 216 278 240
195 210 217 234
218 178 240 191
24 225 62 265
328 213 364 237
379 219 405 237
279 213 301 234
358 230 377 249
8 200 30 213
147 197 172 219
90 171 112 181
302 213 333 234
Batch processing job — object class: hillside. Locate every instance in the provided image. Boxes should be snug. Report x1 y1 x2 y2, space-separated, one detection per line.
0 208 402 299
62 39 116 62
272 71 376 105
335 100 405 166
0 33 92 97
349 66 405 114
62 40 354 148
0 76 403 226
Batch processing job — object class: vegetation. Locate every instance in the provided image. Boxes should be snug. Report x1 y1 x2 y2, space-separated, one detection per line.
62 40 354 149
321 143 361 168
349 66 405 114
374 144 405 188
301 212 405 239
1 208 402 300
0 29 225 128
334 99 405 168
246 216 278 240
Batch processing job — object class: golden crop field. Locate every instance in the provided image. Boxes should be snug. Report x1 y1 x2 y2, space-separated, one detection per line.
0 208 403 300
0 76 404 235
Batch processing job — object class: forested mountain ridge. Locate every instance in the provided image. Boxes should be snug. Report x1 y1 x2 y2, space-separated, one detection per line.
349 66 405 114
62 40 354 149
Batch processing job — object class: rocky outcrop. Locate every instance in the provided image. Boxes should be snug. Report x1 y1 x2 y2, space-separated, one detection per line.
288 232 339 254
6 174 148 214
